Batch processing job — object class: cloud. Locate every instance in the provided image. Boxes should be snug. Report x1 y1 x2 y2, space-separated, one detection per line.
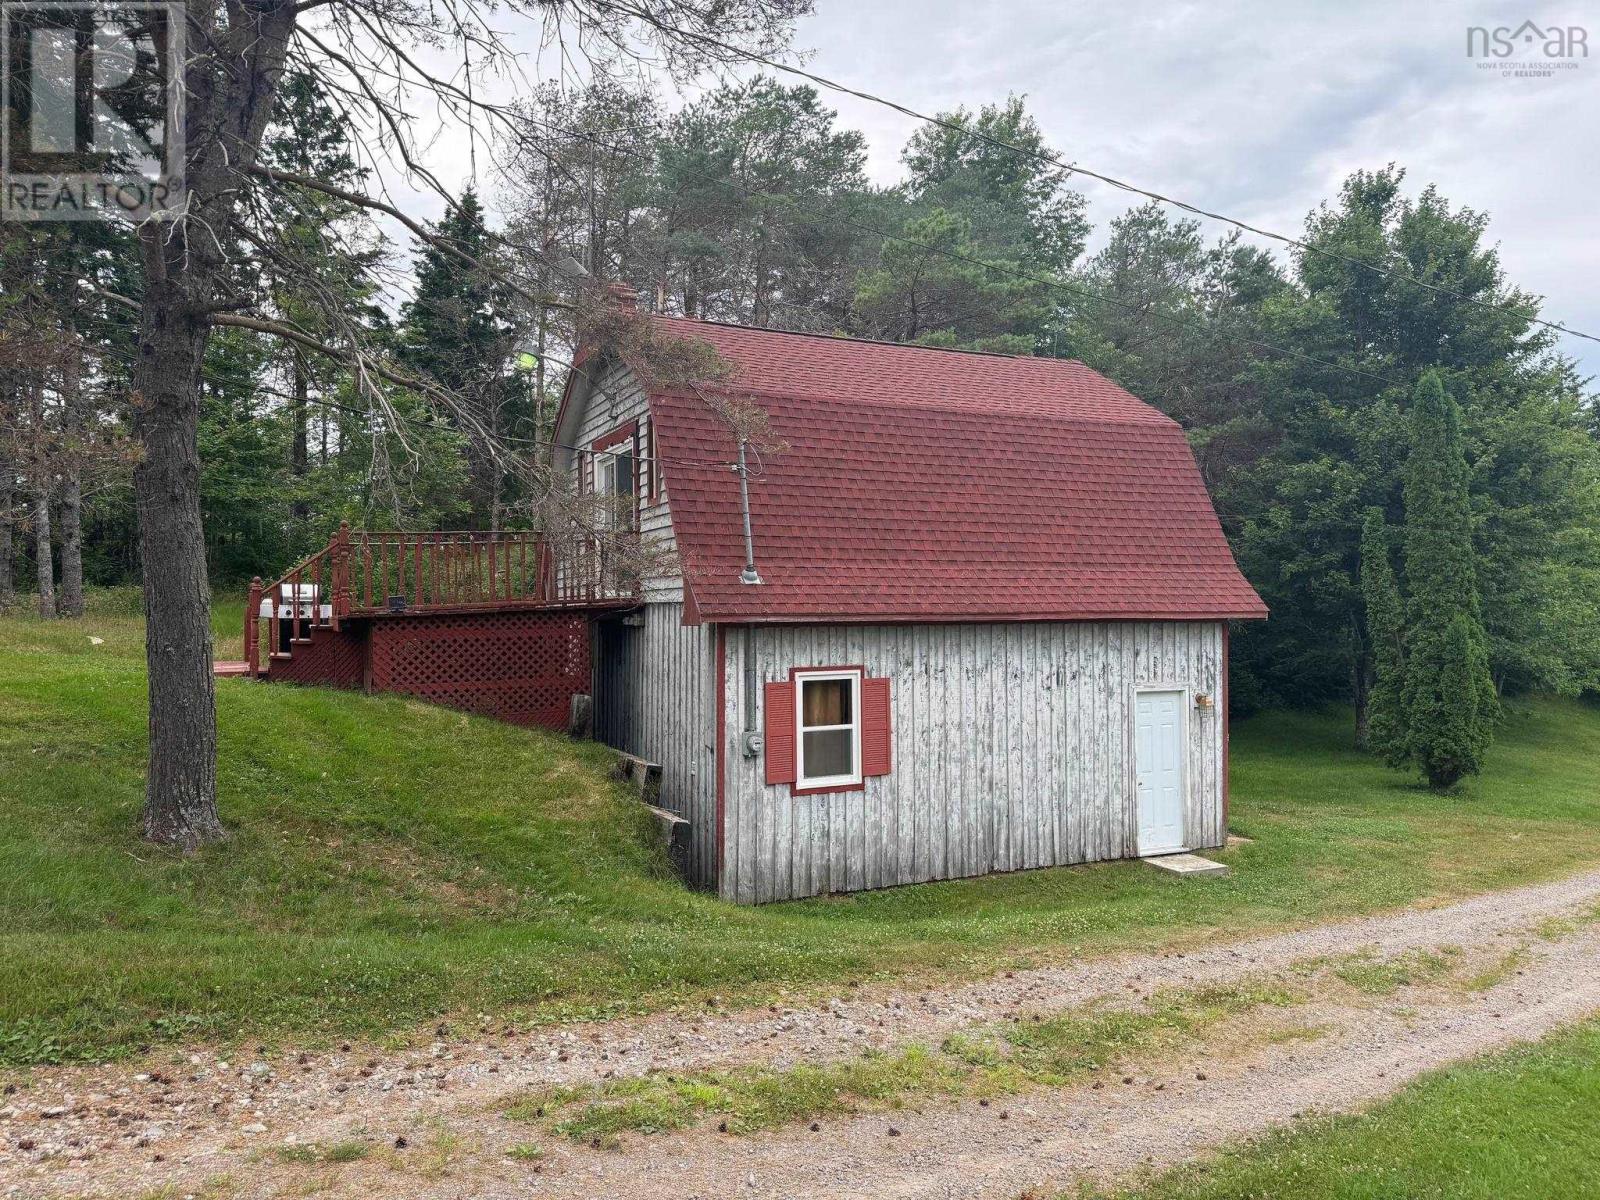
798 0 1600 375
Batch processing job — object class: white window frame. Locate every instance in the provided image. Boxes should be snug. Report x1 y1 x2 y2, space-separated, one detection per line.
794 669 863 790
592 441 636 530
594 445 634 497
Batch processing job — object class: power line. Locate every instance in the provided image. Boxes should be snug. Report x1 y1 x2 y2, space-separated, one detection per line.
592 0 1600 351
495 112 1414 392
19 101 1412 418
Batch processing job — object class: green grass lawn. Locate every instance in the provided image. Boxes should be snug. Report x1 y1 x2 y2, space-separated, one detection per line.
1087 1019 1600 1200
3 591 1600 1066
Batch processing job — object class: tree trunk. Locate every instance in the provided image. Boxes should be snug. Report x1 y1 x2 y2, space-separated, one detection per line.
290 353 309 521
58 474 82 617
29 378 56 619
1352 656 1371 750
129 0 295 849
488 399 503 533
533 304 547 469
57 339 85 617
132 276 223 849
1351 616 1370 749
0 456 13 610
32 482 55 618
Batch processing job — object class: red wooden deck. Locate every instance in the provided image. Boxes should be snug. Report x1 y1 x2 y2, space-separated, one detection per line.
224 525 637 731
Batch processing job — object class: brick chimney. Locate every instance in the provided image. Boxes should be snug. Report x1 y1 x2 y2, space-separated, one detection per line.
605 281 638 313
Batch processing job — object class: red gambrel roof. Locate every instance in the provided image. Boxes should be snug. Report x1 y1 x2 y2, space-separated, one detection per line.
642 317 1267 624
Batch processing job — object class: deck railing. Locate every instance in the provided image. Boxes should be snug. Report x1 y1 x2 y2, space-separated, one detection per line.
244 523 638 677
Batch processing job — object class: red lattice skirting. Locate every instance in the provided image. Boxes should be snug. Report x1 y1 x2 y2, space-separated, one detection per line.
368 611 590 730
270 624 366 689
267 612 591 732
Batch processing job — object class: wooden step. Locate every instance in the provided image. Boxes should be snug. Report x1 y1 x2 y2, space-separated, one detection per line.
610 751 663 806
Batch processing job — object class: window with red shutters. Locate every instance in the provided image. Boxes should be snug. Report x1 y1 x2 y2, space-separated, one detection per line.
765 668 892 794
861 676 891 776
763 680 796 785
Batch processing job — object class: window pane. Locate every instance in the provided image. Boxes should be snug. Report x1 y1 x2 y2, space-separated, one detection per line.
802 678 851 727
803 729 853 779
614 449 634 496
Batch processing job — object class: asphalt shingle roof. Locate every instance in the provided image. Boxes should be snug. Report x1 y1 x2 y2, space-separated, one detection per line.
642 317 1268 624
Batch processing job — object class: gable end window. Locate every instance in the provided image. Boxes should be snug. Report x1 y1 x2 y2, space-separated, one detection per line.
596 444 635 500
590 423 638 529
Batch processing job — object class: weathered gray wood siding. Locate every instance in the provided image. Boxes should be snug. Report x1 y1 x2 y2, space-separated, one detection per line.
720 621 1226 904
594 604 718 887
569 360 712 882
570 359 681 603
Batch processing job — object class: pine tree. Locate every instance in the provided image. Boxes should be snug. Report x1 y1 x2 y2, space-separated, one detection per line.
400 191 523 529
1359 507 1406 763
1397 372 1498 787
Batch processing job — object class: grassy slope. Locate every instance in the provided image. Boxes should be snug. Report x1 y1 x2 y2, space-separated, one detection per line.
1090 1019 1600 1200
3 594 1600 1064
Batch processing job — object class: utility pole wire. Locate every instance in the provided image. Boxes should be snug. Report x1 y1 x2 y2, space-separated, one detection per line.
590 0 1600 350
497 112 1414 392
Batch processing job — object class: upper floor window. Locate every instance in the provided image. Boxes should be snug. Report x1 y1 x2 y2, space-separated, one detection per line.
596 443 634 500
591 430 637 530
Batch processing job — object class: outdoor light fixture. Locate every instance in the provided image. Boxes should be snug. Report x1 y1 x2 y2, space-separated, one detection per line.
1194 693 1214 710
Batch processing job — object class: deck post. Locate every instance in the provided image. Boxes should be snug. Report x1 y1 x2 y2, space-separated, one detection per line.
333 521 351 630
245 577 262 677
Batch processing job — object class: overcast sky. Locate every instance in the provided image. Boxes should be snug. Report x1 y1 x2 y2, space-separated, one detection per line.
422 1 1600 377
791 0 1600 376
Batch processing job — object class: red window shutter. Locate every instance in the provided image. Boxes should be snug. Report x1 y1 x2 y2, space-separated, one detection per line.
764 681 796 785
862 676 892 776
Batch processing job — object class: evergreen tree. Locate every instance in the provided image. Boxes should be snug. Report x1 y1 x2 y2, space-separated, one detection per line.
882 95 1087 352
1221 167 1600 731
646 76 870 327
263 68 374 529
901 96 1087 274
1397 372 1498 787
400 191 524 529
1359 507 1406 761
854 209 1051 353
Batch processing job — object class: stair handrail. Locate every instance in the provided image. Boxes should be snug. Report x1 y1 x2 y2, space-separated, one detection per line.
243 522 346 678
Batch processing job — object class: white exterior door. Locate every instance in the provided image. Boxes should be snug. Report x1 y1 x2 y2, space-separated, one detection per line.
1135 690 1186 855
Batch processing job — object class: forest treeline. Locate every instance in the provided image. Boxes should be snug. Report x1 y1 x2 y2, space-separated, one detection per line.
2 72 1597 744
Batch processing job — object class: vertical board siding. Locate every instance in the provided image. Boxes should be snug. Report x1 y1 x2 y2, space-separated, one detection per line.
722 620 1226 904
594 604 717 887
570 360 682 603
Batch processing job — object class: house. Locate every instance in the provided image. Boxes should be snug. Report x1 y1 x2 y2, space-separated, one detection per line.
555 301 1267 904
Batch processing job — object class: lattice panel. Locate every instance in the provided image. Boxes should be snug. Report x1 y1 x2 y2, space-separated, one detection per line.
269 624 367 689
367 611 590 731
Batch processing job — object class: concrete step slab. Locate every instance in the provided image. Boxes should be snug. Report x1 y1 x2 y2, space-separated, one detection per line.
1144 852 1231 878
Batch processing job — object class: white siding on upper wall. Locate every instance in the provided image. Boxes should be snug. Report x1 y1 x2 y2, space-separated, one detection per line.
720 620 1226 904
594 604 718 887
569 358 681 603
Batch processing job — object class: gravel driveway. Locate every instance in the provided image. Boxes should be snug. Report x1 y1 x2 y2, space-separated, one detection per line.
7 867 1600 1199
